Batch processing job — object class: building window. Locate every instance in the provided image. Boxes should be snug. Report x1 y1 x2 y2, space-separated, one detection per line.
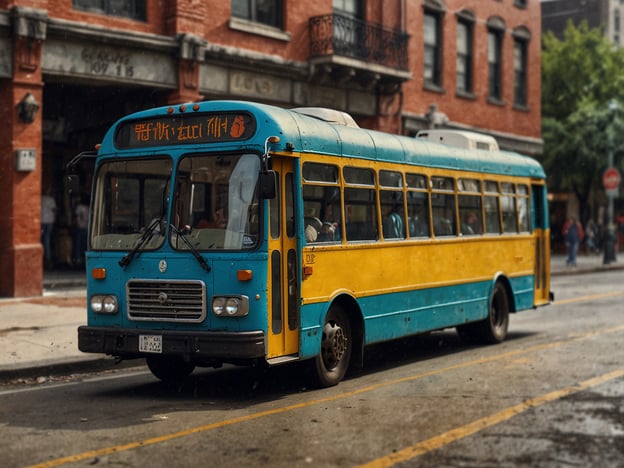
424 12 443 87
333 0 363 18
513 39 528 106
73 0 146 21
456 19 473 94
488 29 503 101
232 0 283 29
514 0 527 8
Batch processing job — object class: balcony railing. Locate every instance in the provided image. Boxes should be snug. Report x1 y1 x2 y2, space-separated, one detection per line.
309 13 409 71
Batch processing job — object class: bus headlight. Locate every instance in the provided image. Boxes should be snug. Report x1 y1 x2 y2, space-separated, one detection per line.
212 295 249 317
90 295 118 314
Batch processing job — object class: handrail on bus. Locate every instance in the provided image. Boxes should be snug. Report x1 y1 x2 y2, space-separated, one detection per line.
260 136 280 200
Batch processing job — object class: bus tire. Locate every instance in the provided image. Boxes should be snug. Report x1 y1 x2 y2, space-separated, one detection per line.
457 282 509 344
312 305 352 387
146 355 195 382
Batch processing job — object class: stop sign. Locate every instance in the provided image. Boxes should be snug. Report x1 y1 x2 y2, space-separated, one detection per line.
603 167 621 190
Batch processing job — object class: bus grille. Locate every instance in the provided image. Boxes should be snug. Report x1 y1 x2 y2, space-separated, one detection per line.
127 280 206 322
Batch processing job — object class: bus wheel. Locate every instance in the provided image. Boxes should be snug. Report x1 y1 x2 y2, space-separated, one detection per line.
146 356 195 382
478 282 510 344
457 282 509 344
313 305 352 387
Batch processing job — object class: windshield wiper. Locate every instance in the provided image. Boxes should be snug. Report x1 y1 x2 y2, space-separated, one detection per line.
170 224 211 272
119 217 163 268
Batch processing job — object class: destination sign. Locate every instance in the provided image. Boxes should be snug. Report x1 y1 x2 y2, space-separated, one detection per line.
114 112 257 149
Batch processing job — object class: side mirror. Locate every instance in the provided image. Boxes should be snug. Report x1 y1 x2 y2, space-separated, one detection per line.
260 170 277 199
66 174 80 196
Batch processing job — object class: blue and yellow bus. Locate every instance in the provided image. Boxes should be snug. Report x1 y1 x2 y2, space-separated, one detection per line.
76 100 551 387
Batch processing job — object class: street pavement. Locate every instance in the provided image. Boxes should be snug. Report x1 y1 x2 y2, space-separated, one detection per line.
0 254 622 382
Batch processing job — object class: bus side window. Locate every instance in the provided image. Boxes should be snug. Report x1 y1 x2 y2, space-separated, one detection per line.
484 180 501 234
303 188 340 244
406 173 430 238
458 178 482 236
302 163 341 243
501 182 518 233
345 199 378 241
431 176 456 237
344 167 377 242
458 196 483 235
517 184 530 232
380 190 405 239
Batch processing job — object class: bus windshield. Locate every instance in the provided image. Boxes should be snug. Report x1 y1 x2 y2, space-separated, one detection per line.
171 153 261 251
90 157 172 251
90 153 262 252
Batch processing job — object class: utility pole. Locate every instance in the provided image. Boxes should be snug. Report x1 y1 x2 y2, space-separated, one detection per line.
603 99 619 264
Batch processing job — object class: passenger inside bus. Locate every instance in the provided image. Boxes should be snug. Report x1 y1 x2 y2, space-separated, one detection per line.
382 204 405 239
318 221 337 241
461 211 482 235
409 215 429 237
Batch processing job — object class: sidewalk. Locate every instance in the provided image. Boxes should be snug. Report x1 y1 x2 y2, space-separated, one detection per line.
0 254 622 382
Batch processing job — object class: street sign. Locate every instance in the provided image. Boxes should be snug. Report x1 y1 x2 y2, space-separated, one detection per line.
603 167 621 190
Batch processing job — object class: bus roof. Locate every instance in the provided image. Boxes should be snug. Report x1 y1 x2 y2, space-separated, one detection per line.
101 100 546 180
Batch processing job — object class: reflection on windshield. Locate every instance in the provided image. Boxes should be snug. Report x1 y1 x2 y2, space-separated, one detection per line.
90 158 172 251
172 153 261 251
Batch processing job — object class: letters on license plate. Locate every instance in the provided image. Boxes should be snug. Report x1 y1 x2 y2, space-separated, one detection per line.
139 334 162 354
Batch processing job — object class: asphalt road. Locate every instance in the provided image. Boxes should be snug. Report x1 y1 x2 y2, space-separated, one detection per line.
1 270 623 468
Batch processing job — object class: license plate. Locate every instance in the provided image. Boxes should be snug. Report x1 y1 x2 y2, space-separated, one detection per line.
139 334 162 354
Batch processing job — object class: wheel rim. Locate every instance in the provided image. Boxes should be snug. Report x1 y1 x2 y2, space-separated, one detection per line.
321 320 347 370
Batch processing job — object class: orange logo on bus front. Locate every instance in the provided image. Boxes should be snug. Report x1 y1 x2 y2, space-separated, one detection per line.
230 115 246 138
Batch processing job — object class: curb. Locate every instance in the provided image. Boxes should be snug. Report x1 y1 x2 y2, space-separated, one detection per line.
0 357 145 382
552 263 624 276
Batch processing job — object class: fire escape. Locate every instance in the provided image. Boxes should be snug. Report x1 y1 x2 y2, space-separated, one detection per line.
309 13 411 94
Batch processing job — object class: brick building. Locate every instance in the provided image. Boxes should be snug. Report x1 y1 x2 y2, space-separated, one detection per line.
0 0 541 297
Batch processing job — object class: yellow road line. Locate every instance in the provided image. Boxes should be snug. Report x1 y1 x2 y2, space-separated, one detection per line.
27 326 624 467
358 368 624 468
553 291 624 306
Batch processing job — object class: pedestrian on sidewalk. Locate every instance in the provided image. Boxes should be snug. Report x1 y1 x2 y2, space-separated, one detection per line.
41 187 57 269
585 219 600 254
563 216 584 267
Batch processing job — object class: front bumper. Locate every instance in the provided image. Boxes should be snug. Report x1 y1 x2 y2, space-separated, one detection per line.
78 326 266 361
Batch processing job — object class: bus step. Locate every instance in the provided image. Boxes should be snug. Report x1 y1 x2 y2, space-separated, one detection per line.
266 355 300 366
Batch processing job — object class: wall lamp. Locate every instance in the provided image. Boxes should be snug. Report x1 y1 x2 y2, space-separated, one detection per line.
18 92 40 123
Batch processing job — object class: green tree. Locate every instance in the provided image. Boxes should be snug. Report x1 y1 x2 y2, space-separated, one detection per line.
542 21 624 223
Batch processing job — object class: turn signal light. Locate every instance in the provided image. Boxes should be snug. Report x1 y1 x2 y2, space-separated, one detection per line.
237 269 253 281
92 268 106 280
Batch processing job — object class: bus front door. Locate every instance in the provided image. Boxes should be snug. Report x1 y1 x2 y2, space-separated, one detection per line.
267 158 300 359
532 184 551 305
